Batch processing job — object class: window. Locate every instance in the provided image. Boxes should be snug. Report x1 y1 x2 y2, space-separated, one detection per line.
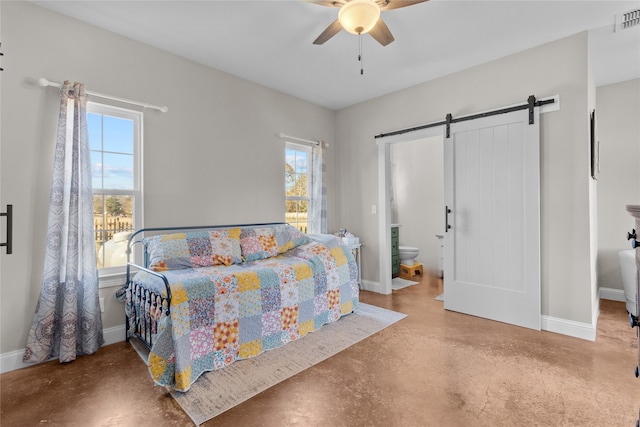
87 102 142 275
285 143 310 233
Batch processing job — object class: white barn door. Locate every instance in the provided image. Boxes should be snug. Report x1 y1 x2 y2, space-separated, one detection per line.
443 108 541 330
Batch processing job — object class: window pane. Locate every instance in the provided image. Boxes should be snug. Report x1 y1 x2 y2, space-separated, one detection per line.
89 103 140 272
95 195 134 268
294 174 308 197
298 200 308 214
93 195 106 268
91 151 103 189
285 151 301 196
285 178 294 195
103 153 134 190
285 199 308 234
285 143 311 234
285 149 296 169
297 201 308 233
103 116 134 154
87 113 102 151
286 148 308 174
295 153 307 174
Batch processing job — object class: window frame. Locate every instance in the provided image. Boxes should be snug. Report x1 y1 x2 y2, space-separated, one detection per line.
285 142 312 233
87 101 143 285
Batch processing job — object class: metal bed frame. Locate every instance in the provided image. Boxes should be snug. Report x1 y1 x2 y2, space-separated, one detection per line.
124 222 286 349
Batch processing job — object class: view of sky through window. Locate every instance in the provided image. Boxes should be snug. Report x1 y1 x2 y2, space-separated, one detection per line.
88 112 134 190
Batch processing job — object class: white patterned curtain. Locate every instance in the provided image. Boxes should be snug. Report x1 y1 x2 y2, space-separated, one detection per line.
24 81 103 364
308 141 327 234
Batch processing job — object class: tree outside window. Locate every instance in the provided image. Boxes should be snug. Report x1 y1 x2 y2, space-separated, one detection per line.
285 144 310 233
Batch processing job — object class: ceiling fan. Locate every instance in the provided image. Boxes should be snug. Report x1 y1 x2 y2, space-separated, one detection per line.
309 0 428 46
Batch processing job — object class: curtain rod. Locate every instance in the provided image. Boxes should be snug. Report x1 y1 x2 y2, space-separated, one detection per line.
38 78 168 113
278 133 326 147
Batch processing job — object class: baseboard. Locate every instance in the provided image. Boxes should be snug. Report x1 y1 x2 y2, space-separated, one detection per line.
2 302 605 373
362 280 598 341
541 315 596 342
103 324 127 345
0 324 126 374
361 279 381 294
599 287 625 302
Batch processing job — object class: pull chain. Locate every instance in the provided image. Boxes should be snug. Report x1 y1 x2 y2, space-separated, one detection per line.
358 34 364 75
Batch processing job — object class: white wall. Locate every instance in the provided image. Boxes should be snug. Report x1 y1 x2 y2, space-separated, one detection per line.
391 136 444 274
0 2 336 360
596 79 640 292
336 32 596 325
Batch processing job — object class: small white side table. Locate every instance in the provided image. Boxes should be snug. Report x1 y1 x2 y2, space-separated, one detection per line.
344 243 362 290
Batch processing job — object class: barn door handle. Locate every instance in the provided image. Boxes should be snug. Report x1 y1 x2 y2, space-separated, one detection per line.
1 204 12 254
445 206 451 233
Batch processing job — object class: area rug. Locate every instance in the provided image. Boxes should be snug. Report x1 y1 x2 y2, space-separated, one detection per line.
160 303 406 425
392 277 418 290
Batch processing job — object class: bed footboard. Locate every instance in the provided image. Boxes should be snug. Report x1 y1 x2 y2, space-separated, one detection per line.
125 265 171 349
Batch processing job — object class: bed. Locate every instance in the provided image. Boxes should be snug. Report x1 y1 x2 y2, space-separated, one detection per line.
123 223 359 391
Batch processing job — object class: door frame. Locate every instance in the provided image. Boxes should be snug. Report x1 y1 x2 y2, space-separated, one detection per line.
376 96 559 295
377 126 445 294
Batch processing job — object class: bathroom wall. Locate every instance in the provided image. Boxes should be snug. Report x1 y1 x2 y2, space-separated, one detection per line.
391 136 444 274
596 79 640 292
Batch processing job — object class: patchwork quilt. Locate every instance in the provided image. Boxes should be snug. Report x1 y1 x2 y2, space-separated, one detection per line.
128 239 359 391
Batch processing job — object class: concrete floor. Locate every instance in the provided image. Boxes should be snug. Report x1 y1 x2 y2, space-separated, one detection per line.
1 273 638 426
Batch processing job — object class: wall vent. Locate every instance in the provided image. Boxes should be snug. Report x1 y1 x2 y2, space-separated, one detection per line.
615 9 640 31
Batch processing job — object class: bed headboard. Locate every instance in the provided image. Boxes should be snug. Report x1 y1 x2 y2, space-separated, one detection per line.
125 222 287 270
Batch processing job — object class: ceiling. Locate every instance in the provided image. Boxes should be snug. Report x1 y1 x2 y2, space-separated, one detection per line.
30 0 640 110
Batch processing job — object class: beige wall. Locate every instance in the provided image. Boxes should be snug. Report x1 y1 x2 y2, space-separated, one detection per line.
335 32 595 324
596 79 640 291
0 2 336 357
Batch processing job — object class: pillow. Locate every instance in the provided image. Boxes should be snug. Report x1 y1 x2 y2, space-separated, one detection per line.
144 228 242 271
209 228 243 266
240 227 278 262
273 224 311 254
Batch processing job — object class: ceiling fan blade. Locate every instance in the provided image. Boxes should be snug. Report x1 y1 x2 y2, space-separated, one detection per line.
305 0 346 8
379 0 428 11
313 19 344 45
369 18 394 46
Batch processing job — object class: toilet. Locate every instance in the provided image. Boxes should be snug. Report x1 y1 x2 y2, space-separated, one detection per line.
619 249 638 316
399 246 420 266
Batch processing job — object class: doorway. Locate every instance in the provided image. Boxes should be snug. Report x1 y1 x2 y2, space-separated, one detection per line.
377 125 445 294
390 135 444 279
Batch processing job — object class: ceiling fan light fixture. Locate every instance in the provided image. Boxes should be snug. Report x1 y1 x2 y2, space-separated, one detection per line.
338 0 381 35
